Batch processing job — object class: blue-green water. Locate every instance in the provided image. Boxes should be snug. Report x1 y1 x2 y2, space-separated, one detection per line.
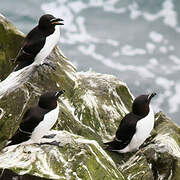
1 0 180 124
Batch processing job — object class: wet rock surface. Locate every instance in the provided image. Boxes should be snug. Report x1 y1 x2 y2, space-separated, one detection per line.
0 14 180 180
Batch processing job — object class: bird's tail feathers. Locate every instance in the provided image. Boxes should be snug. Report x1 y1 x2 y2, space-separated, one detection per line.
103 140 120 151
4 140 15 147
0 141 12 152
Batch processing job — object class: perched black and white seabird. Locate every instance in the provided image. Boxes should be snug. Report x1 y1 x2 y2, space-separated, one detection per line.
13 14 64 71
104 93 156 153
6 90 65 146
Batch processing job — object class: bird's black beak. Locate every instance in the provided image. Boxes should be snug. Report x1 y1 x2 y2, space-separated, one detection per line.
55 90 65 98
50 18 64 25
147 92 156 101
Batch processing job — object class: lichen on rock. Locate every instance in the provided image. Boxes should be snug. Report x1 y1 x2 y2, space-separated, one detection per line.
0 14 180 180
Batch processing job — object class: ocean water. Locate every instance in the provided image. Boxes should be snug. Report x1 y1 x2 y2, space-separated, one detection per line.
0 0 180 125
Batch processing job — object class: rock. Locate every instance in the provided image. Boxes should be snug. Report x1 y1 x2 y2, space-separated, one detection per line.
0 13 24 80
0 131 124 179
0 14 180 180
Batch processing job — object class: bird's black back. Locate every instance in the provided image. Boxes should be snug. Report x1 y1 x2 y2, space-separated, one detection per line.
8 106 50 146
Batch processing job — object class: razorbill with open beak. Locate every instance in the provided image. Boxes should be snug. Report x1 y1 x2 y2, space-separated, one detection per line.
104 93 156 153
6 90 65 146
13 14 64 71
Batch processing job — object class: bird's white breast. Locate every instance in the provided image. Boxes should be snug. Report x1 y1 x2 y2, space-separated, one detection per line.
30 104 59 143
118 106 154 153
34 26 60 64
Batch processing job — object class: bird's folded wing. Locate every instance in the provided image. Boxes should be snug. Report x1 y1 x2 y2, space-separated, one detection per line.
115 112 141 145
14 27 46 62
14 38 45 62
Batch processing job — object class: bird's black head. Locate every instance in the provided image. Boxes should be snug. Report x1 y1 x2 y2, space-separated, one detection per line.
132 93 156 117
38 14 64 30
38 90 65 110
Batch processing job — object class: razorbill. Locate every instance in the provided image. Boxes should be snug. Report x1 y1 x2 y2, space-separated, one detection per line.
13 14 64 71
6 90 65 146
104 93 156 153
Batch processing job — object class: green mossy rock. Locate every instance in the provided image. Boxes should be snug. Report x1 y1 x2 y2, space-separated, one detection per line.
0 14 180 180
0 131 124 180
0 14 24 80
